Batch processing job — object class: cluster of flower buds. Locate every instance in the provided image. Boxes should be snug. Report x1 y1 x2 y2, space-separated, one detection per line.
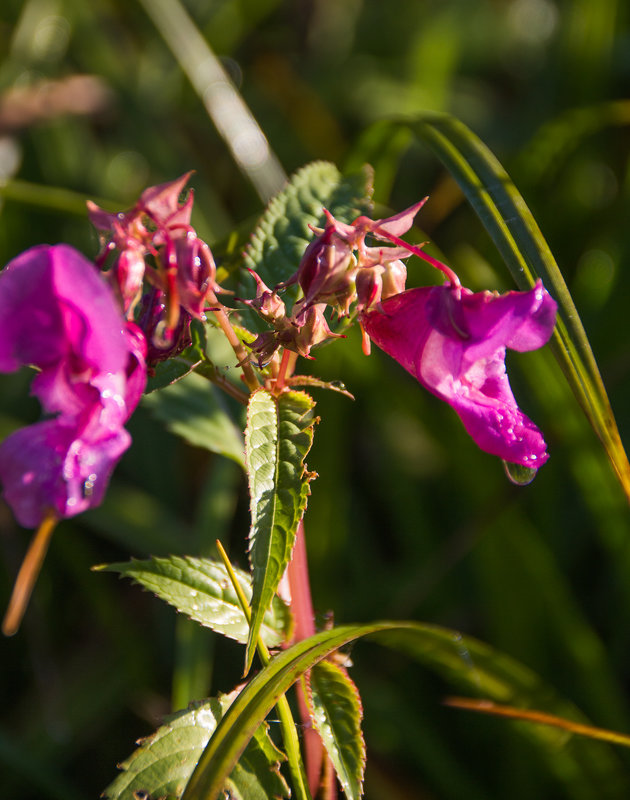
243 195 558 469
88 173 217 365
242 200 429 365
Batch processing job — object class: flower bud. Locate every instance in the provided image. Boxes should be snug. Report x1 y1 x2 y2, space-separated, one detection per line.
241 270 286 324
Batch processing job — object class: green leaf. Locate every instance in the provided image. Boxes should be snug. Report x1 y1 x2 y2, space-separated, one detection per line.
97 555 291 648
244 389 316 672
287 374 355 400
181 622 629 800
103 691 289 800
307 662 365 800
145 320 208 394
142 371 245 467
243 160 373 292
408 112 630 499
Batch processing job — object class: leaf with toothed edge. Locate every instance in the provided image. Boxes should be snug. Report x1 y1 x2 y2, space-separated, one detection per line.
239 161 373 333
244 388 317 673
243 161 373 289
102 690 289 800
96 555 291 648
181 622 630 800
306 661 365 800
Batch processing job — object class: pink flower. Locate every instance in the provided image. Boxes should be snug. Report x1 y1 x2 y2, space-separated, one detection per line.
0 245 146 528
88 173 217 329
362 280 557 467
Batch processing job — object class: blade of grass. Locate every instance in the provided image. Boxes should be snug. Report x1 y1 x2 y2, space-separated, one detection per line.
408 112 630 499
138 0 286 203
215 540 312 800
445 697 630 749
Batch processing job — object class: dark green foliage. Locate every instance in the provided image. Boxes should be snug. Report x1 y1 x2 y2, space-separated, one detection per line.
2 2 630 799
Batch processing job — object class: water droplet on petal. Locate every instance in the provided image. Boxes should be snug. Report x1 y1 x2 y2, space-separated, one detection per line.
503 459 538 486
82 473 98 498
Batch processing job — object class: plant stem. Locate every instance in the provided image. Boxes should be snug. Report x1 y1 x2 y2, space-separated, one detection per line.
275 348 298 393
192 360 250 404
2 512 58 636
287 521 324 796
206 290 260 393
373 225 461 287
215 540 312 800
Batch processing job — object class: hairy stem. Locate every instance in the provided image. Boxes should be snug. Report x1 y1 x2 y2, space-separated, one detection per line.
207 290 260 393
287 521 325 796
274 348 298 393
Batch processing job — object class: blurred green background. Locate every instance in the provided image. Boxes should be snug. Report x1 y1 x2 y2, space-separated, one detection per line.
2 0 630 798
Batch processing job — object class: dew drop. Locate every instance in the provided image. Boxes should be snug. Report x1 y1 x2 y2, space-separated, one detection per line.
82 473 98 498
503 459 538 486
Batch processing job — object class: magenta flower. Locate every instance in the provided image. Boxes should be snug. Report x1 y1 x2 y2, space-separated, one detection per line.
88 172 218 332
362 280 557 467
0 245 146 528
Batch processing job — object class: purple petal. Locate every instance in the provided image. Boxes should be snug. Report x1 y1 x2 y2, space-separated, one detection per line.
370 198 428 239
0 419 130 528
0 245 129 393
362 282 557 466
138 172 194 226
0 245 147 527
122 323 148 413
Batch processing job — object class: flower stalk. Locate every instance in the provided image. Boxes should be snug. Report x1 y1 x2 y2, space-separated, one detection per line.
2 511 58 636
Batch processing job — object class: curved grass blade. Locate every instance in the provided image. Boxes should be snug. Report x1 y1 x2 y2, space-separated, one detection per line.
181 623 388 800
245 389 317 672
408 112 630 499
445 697 630 749
182 621 629 800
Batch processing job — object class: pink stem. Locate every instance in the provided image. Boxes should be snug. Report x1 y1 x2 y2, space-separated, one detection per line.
275 349 298 394
372 227 461 287
287 520 324 796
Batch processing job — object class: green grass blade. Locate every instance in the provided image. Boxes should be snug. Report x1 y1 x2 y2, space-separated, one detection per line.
181 623 388 800
408 112 630 499
103 693 289 800
182 621 630 800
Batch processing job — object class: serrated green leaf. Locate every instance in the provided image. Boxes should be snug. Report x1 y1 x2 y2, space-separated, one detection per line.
307 662 365 800
245 389 316 672
97 555 291 648
103 692 289 800
407 112 630 499
182 622 630 800
243 161 373 293
142 371 245 467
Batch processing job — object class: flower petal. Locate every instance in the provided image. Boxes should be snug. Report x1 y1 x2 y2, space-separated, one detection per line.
0 245 147 527
0 245 129 396
362 281 557 466
0 420 130 528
